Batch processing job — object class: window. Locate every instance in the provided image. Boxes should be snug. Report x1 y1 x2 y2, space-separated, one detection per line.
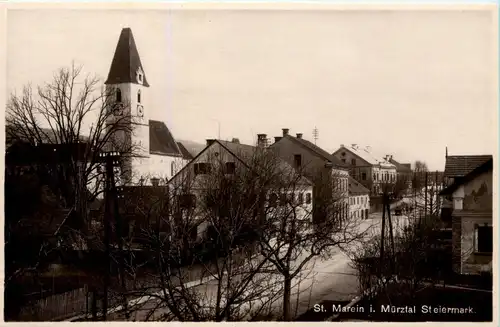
341 152 346 156
342 158 346 163
351 158 356 165
357 197 359 205
171 161 175 176
137 90 141 103
225 162 236 174
298 193 304 205
306 193 312 204
294 154 302 168
194 162 212 175
361 172 367 181
475 224 493 253
138 72 143 83
116 88 122 102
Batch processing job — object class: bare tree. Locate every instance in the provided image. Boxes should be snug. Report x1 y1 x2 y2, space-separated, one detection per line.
258 163 368 321
104 145 367 321
5 63 139 320
108 149 281 321
350 210 446 307
6 62 139 228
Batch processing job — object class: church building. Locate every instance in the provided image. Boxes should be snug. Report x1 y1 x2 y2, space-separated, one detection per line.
104 27 190 185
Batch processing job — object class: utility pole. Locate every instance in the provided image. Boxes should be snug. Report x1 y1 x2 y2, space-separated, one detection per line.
380 192 386 274
386 200 395 273
435 170 440 217
98 151 123 321
423 171 428 226
429 174 434 216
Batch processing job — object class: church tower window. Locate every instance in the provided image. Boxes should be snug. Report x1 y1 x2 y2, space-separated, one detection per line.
137 90 141 103
116 88 122 103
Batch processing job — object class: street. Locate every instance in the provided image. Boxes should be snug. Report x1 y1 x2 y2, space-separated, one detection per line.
98 213 409 321
112 213 411 321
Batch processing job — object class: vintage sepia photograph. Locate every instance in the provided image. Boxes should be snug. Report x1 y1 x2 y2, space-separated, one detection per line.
4 4 497 322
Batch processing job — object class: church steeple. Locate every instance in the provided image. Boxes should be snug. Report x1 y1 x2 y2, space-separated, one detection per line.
105 27 150 87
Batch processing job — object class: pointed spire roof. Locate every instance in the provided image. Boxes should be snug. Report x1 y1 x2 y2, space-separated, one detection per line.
105 28 149 87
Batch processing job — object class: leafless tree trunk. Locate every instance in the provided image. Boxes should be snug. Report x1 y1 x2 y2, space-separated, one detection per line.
5 63 140 320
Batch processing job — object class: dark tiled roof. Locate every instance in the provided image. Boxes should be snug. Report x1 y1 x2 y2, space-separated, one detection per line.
440 157 493 195
444 155 492 178
389 158 412 172
6 142 92 165
176 142 193 160
6 124 88 146
284 135 349 169
348 176 370 195
177 140 206 158
171 139 313 187
105 28 149 87
149 120 182 157
218 140 313 186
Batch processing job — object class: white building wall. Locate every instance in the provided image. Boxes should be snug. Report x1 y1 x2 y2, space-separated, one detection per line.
349 194 370 219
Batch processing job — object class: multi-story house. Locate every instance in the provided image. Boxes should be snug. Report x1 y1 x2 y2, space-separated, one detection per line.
168 138 314 241
389 157 413 191
348 177 371 219
269 129 350 224
440 156 492 275
332 144 397 195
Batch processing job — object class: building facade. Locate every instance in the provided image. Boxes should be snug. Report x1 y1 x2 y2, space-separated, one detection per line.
440 157 493 275
168 139 314 241
389 158 413 191
104 28 190 186
348 176 371 219
269 129 350 223
332 144 397 195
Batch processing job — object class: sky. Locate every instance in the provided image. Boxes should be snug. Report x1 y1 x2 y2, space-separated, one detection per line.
6 7 497 171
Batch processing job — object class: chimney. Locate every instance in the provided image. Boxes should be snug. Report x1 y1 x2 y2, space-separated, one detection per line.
257 134 267 147
282 128 289 136
150 177 160 187
446 146 448 158
340 144 344 147
206 139 216 146
274 136 282 143
351 144 357 149
296 133 303 139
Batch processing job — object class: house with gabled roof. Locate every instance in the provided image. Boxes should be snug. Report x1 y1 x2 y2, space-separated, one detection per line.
443 154 492 187
332 144 397 195
269 129 350 224
104 28 190 185
440 156 493 275
168 138 314 241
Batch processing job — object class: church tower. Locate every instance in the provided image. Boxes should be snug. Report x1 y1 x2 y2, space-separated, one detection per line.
105 27 150 183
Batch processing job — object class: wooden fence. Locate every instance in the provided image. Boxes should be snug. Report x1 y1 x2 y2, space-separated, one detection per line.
18 286 90 321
